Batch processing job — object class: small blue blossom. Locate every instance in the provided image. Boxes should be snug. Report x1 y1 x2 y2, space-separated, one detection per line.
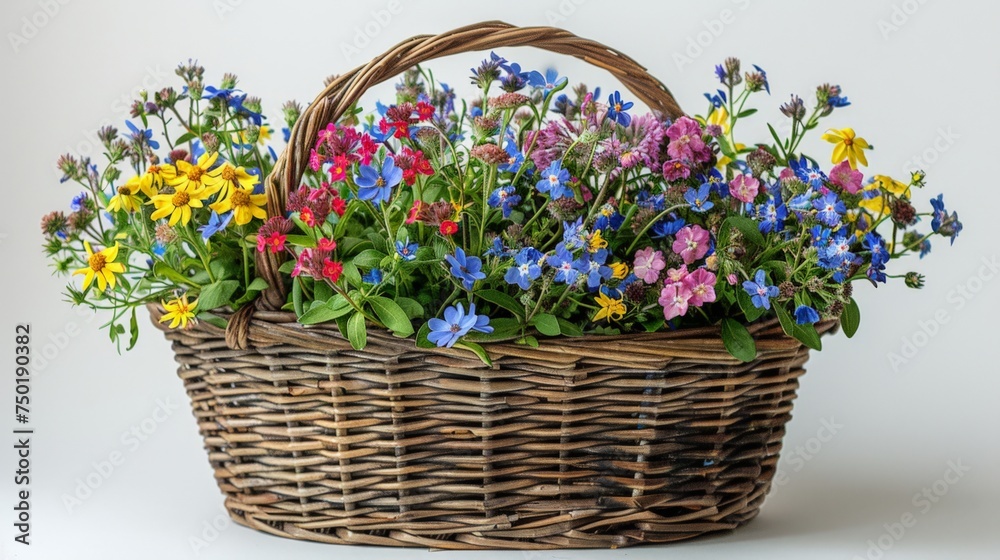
446 247 486 290
562 217 587 250
487 185 522 219
651 214 686 238
813 192 845 227
757 195 788 234
536 160 573 200
504 247 543 290
548 243 580 284
500 62 530 91
395 238 418 261
918 238 932 259
527 68 567 97
636 190 666 211
794 305 820 325
362 268 383 285
605 91 634 127
70 192 88 211
125 120 160 150
930 194 963 244
791 156 827 188
742 269 779 310
714 64 727 83
497 137 524 174
701 168 728 198
573 249 612 291
483 237 513 258
355 156 403 206
198 211 233 240
593 204 624 232
684 184 714 213
863 232 888 267
426 302 492 348
704 89 728 108
866 262 887 284
753 64 770 94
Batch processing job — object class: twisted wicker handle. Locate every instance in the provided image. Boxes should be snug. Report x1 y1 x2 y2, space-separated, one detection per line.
253 20 685 311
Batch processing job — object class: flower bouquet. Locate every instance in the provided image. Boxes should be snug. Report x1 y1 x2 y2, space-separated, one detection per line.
40 23 963 549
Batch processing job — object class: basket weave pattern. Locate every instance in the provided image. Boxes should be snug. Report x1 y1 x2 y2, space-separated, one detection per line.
152 22 833 549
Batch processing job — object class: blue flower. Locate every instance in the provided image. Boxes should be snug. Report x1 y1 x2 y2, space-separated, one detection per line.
487 185 521 219
714 64 727 83
198 211 233 240
395 238 418 261
548 243 580 284
794 305 820 325
552 93 573 116
70 192 88 211
228 93 263 126
742 269 779 310
918 238 932 259
282 127 291 143
446 247 486 290
636 190 666 211
757 195 788 234
651 214 686 238
684 184 714 212
813 192 845 227
605 91 634 127
788 189 816 214
809 225 832 248
753 64 770 94
573 249 612 291
822 235 861 282
483 237 513 258
362 268 383 285
593 204 624 232
426 302 492 348
700 168 728 198
504 247 543 290
151 241 166 257
863 232 888 267
790 156 827 188
536 160 573 200
704 89 727 108
562 217 587 250
867 262 887 284
355 156 403 206
930 194 963 244
497 137 524 174
500 62 530 92
125 120 160 150
527 68 567 97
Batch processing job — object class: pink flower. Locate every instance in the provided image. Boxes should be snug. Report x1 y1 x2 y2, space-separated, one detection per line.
672 225 711 264
729 173 760 203
727 273 739 286
633 247 666 284
317 238 337 251
682 268 717 307
665 265 688 285
665 117 706 162
662 159 690 181
658 283 692 321
778 167 796 184
828 160 864 194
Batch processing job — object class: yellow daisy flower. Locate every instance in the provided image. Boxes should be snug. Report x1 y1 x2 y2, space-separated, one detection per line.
593 293 626 322
161 152 222 192
587 230 608 253
159 294 198 329
871 174 910 200
73 241 125 291
609 261 628 280
211 163 260 201
821 127 871 169
138 164 166 197
150 188 208 226
857 184 888 218
107 181 142 213
211 186 267 226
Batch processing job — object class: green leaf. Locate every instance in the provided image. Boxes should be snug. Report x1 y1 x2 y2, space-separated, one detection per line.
737 288 767 322
313 280 334 303
531 313 560 336
197 312 228 329
153 261 197 287
721 215 765 247
518 335 539 348
415 321 435 349
464 317 522 342
298 295 352 325
455 341 493 367
292 279 304 317
556 318 584 337
174 131 197 145
767 123 787 151
721 318 757 362
246 277 269 291
352 249 387 269
640 317 665 333
477 289 525 319
842 297 861 338
341 262 362 289
198 280 240 311
278 260 296 274
737 108 758 119
773 303 823 350
285 234 316 248
368 296 414 337
127 308 139 351
346 311 367 350
716 134 737 159
395 297 425 320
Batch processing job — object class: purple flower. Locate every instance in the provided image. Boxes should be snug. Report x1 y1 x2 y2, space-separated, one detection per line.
742 269 779 310
445 247 486 290
426 302 492 348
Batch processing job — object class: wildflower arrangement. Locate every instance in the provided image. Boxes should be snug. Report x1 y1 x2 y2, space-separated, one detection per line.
41 61 293 348
43 55 963 362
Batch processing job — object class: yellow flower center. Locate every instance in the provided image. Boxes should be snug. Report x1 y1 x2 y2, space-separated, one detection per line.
221 166 237 181
149 164 161 174
375 177 386 187
88 253 107 272
117 185 131 195
172 192 191 207
615 102 622 111
230 190 251 208
843 138 853 147
186 167 204 181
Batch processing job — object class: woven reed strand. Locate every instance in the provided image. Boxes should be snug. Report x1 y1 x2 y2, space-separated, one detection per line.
153 303 835 549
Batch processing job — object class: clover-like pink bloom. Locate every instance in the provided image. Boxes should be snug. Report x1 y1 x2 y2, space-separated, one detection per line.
665 117 706 162
682 268 717 307
672 225 711 265
729 173 760 203
633 247 666 284
659 283 692 321
828 160 864 194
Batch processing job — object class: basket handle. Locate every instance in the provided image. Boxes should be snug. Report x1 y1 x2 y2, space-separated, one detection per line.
253 20 686 311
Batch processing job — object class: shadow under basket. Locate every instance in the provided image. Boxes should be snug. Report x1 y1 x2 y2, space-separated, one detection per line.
150 303 835 550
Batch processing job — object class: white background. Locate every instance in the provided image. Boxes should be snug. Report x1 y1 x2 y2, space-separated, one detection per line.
1 0 998 559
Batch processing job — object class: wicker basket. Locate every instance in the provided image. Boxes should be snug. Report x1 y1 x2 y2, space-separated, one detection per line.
150 21 837 550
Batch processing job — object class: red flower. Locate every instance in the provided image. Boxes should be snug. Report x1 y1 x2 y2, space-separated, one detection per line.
299 206 317 227
257 233 287 254
439 220 458 236
329 155 349 182
317 238 337 251
405 200 423 224
322 258 343 282
331 196 347 217
359 133 377 165
416 101 435 121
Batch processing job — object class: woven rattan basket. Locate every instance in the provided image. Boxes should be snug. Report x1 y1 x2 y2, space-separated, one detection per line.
150 21 837 549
